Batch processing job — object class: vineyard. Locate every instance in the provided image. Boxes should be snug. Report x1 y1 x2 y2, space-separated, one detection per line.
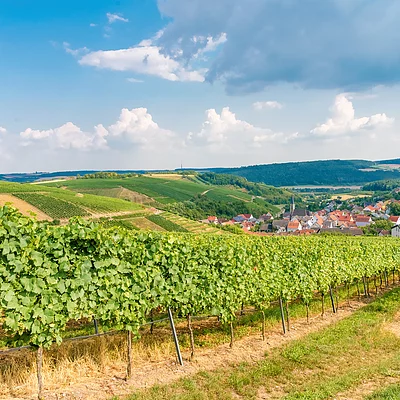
13 193 89 219
1 205 400 398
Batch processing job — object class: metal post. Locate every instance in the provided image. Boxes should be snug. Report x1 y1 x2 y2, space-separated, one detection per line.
329 286 336 313
168 308 184 366
279 297 286 334
93 316 99 335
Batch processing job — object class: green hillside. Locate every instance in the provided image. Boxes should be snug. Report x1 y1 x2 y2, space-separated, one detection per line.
207 159 400 186
0 181 143 220
43 174 286 218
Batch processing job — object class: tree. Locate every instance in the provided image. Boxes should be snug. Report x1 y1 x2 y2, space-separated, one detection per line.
389 202 400 216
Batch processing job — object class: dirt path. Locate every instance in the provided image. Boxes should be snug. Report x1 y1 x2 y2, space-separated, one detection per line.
0 194 51 221
7 301 368 400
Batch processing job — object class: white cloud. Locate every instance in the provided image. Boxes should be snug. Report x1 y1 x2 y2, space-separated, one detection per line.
0 127 7 134
127 77 144 83
253 101 283 110
79 43 206 82
106 13 129 24
311 93 394 137
108 108 175 147
90 23 97 27
189 107 282 150
20 122 108 150
63 42 89 57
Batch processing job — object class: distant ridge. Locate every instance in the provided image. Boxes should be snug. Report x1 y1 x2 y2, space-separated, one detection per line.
1 158 400 186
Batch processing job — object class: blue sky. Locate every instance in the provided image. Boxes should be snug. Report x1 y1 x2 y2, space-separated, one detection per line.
0 0 399 173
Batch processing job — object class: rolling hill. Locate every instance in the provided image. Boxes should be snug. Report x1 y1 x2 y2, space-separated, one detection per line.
206 159 400 186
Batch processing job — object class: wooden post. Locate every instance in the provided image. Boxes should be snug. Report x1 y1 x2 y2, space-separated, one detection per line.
321 292 325 317
126 330 132 380
306 303 310 324
261 310 266 341
187 314 195 360
229 322 234 348
37 347 44 400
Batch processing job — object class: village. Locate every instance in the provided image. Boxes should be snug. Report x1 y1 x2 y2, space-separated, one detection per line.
203 197 400 237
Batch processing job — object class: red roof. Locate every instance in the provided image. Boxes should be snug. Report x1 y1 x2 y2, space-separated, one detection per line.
207 216 217 221
288 220 301 229
389 216 400 222
356 215 371 222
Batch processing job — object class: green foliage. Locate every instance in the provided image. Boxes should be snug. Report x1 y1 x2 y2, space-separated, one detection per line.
198 172 297 204
146 215 188 232
210 160 400 186
363 179 400 192
1 206 400 349
362 219 394 236
390 202 400 216
165 195 279 220
14 193 88 218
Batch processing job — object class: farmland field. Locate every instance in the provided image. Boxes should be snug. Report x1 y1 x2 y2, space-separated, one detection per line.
0 181 144 219
43 175 256 204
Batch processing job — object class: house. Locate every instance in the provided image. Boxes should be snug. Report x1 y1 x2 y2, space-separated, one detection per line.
392 225 400 237
259 213 274 222
352 206 364 214
233 215 246 223
389 216 400 225
272 219 289 233
287 219 302 232
378 230 391 236
259 223 272 232
355 215 373 227
207 216 218 224
363 205 376 213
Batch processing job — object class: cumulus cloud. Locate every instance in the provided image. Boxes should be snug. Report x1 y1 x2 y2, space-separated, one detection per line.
156 0 400 93
311 94 393 137
79 42 205 82
253 101 283 110
0 127 6 134
108 108 175 147
106 13 129 24
20 122 109 150
189 107 282 150
89 23 97 27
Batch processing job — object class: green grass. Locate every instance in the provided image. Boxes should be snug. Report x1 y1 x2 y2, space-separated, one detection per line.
146 215 188 232
161 212 225 234
116 287 400 400
13 193 88 219
366 384 400 399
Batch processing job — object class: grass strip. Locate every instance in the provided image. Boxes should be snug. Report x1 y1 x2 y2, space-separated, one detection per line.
115 287 400 400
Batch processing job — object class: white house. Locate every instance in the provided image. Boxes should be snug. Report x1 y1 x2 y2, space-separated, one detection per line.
392 225 400 237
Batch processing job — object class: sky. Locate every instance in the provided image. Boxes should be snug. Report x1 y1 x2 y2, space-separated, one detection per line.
1 0 400 173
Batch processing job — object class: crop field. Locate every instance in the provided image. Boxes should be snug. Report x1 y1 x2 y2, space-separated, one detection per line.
0 181 143 219
146 214 188 232
129 216 166 231
13 193 89 219
161 211 225 233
